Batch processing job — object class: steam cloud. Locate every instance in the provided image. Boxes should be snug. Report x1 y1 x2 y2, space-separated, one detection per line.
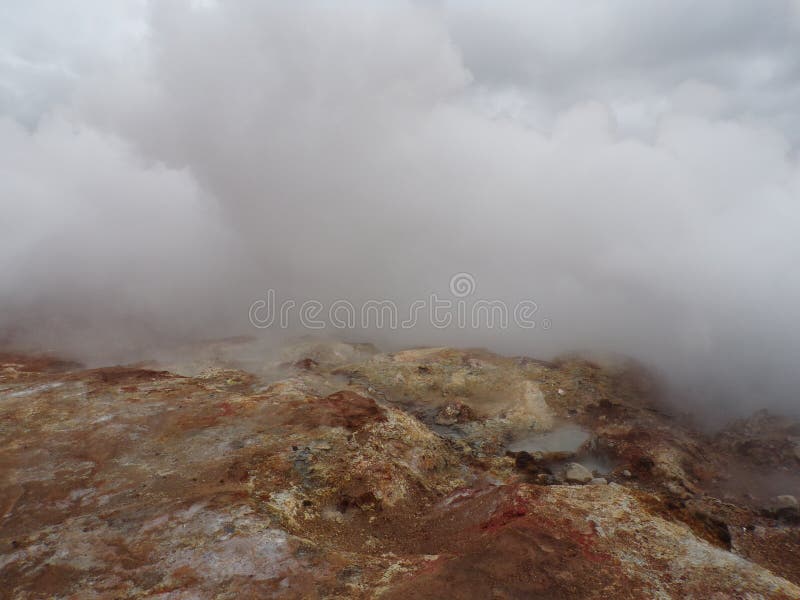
2 1 800 417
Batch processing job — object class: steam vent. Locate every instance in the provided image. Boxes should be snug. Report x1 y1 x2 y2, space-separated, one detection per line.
3 340 800 598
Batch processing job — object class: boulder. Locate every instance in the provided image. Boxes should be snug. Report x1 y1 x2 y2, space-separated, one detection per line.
564 462 593 484
776 495 799 511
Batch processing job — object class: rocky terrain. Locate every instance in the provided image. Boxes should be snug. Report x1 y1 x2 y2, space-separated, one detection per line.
2 339 800 599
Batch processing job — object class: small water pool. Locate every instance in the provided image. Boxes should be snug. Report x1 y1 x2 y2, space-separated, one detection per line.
506 424 590 454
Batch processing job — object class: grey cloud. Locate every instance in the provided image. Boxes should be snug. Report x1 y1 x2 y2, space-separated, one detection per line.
1 1 799 419
447 1 800 141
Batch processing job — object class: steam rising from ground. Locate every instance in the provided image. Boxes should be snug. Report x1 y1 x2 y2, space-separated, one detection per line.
2 1 800 417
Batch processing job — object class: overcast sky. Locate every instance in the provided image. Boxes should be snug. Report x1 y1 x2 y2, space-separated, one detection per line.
2 1 800 417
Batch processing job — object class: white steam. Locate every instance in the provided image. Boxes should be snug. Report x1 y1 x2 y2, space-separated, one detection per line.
1 1 800 416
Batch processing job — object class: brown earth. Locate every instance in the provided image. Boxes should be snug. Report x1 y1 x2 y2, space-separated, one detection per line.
1 341 799 598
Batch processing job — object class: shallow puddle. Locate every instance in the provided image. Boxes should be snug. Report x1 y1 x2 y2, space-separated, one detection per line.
506 424 590 454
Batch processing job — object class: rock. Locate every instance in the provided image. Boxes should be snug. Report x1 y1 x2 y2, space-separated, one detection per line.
665 481 691 500
387 483 800 599
504 381 554 431
534 473 558 485
769 495 800 522
622 469 632 478
434 401 476 426
510 451 554 479
539 450 575 463
557 388 566 396
292 357 319 370
288 390 386 430
5 344 800 598
511 451 539 470
528 450 546 462
714 410 800 467
280 340 378 368
564 463 593 484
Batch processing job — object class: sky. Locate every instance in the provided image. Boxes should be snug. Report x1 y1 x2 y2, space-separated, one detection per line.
2 1 800 418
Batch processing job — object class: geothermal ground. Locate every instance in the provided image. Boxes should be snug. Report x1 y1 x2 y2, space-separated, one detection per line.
2 339 800 598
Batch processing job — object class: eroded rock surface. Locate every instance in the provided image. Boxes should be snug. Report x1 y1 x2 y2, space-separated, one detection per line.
1 343 800 598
